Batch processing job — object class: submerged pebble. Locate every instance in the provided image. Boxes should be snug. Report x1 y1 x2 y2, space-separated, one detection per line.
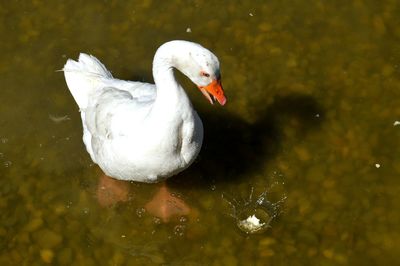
259 237 276 246
40 249 54 264
34 229 63 249
24 217 43 232
57 248 73 265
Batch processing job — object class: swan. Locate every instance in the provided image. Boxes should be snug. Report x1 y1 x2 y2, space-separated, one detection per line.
63 40 226 185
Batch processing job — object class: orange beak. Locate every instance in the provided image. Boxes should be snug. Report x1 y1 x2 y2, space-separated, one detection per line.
198 79 227 106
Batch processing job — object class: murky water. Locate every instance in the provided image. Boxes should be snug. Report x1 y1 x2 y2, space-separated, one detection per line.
1 0 400 265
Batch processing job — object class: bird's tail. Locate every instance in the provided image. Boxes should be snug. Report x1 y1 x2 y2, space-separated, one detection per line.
63 53 113 109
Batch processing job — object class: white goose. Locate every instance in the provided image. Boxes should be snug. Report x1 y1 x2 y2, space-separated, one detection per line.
63 40 226 184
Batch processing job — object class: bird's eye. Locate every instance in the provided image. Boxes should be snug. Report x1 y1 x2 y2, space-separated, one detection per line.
201 72 210 77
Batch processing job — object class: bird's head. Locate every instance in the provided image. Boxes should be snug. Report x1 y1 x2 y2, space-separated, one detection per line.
170 41 227 105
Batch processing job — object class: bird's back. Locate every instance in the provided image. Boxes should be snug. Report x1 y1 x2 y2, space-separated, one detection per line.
63 53 157 164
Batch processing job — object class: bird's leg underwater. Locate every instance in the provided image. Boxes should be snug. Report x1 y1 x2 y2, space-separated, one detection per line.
145 182 191 223
96 175 191 223
96 174 130 207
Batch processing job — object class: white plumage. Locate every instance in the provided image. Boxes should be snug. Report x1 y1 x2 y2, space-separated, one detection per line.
63 40 226 183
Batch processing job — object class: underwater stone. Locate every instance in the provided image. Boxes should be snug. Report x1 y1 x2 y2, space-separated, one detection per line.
259 237 276 246
24 217 43 232
40 249 54 264
34 229 63 248
222 255 238 266
57 247 72 265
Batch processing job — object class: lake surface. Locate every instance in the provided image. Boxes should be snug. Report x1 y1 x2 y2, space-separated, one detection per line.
1 0 400 265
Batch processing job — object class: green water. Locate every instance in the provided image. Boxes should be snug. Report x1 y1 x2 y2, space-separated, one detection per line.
1 0 400 265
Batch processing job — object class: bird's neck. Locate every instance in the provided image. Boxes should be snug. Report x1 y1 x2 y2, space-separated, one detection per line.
151 43 192 117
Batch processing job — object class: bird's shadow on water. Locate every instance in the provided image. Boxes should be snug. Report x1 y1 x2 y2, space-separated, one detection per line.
169 93 324 189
